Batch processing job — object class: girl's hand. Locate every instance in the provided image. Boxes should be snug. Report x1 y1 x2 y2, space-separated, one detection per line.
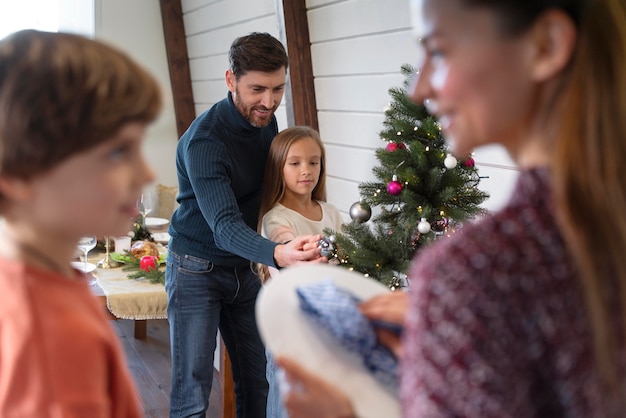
276 356 356 418
359 292 408 357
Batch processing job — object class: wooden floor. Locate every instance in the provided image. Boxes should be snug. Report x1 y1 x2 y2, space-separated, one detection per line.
112 319 223 418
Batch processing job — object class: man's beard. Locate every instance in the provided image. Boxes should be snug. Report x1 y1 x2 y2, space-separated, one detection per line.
233 88 276 128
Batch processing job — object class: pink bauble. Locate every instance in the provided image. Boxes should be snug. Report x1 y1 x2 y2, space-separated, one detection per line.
387 180 403 196
463 157 475 167
385 142 406 152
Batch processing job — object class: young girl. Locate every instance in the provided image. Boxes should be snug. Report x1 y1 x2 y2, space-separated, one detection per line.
0 30 161 416
259 126 343 281
277 0 626 417
258 126 344 417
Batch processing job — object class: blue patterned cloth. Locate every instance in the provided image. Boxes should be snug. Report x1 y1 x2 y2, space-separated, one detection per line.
296 279 398 390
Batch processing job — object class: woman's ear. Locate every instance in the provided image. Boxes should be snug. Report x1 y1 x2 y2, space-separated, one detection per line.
528 9 577 82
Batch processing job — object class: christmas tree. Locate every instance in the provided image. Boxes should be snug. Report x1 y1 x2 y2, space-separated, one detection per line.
327 64 489 289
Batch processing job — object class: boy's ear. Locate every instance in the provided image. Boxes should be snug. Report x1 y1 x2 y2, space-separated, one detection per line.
0 176 33 202
528 9 577 82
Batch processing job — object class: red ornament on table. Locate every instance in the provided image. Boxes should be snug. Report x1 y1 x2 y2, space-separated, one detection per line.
139 255 159 272
387 175 403 196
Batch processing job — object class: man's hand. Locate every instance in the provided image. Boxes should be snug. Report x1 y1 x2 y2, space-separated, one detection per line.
276 356 356 418
274 234 325 268
359 292 408 357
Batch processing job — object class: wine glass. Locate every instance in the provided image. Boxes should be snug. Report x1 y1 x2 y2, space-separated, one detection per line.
136 192 153 228
76 236 97 284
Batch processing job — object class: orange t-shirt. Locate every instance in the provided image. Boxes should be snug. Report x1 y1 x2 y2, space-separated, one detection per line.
0 258 142 418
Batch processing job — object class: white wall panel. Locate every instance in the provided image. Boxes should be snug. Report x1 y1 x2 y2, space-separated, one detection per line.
187 15 279 59
318 112 385 149
194 103 213 116
326 144 378 183
191 80 228 103
308 0 412 43
181 0 220 14
189 54 229 82
307 0 343 9
311 31 418 76
326 177 364 217
315 74 404 112
96 0 179 188
183 0 275 35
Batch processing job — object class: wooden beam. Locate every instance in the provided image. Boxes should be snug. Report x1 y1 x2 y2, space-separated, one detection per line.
282 0 318 131
159 0 196 138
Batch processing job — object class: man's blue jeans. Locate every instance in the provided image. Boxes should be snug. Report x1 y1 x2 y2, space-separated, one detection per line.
165 250 268 418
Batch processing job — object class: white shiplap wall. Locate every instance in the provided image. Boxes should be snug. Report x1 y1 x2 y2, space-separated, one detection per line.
95 0 180 189
181 0 289 128
181 0 518 215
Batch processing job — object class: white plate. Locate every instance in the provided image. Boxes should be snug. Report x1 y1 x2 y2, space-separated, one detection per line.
256 264 400 418
71 261 97 273
145 217 169 228
152 232 170 244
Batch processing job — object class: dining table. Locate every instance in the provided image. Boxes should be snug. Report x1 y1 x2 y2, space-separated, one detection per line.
88 246 236 417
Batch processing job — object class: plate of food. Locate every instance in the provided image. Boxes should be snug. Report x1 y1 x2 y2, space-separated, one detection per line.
110 240 167 264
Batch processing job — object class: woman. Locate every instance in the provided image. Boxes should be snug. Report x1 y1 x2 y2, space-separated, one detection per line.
276 0 626 416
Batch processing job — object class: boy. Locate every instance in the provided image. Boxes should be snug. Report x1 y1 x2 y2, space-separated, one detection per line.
0 30 161 416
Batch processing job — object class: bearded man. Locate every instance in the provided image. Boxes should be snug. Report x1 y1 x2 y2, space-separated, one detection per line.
166 32 322 418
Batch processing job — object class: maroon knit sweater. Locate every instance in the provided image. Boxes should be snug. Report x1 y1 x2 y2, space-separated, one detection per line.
401 168 617 417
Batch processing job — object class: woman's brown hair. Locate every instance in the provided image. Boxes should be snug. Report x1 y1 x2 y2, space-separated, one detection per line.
465 0 626 403
553 0 626 395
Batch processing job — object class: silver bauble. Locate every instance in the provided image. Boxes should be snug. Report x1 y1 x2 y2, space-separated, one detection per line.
349 201 372 223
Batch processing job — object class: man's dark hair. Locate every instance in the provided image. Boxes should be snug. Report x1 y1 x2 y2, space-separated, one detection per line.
228 32 289 78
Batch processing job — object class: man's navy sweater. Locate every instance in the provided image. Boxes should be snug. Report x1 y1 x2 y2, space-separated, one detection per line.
168 92 278 268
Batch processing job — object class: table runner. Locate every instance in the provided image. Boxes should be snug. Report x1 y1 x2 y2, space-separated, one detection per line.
93 266 167 320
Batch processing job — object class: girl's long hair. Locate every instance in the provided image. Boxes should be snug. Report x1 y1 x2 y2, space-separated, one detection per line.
258 126 327 232
256 126 327 282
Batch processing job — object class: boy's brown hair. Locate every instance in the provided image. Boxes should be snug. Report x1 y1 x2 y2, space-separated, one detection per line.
0 30 162 183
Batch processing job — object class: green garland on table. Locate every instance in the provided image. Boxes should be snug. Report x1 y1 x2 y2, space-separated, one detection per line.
123 264 165 284
115 251 166 285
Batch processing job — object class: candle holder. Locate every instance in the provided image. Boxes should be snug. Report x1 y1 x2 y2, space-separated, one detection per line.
97 236 121 269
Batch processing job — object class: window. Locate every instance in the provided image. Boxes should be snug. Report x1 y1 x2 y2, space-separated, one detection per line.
0 0 95 40
0 0 59 39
